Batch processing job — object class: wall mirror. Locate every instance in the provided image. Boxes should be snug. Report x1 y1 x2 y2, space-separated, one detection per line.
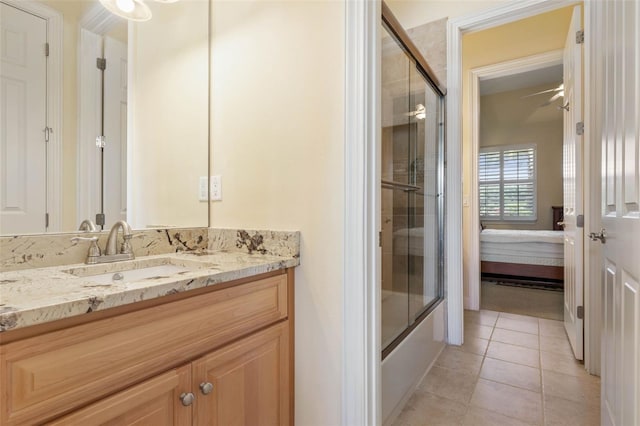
0 0 209 236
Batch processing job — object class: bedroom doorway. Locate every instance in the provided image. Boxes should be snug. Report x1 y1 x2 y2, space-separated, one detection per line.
474 60 566 322
467 7 585 350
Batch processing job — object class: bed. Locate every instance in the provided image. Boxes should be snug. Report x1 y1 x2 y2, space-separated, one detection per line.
480 229 564 282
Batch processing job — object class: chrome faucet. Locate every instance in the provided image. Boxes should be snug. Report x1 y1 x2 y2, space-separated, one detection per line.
104 220 135 260
71 220 135 264
78 219 98 232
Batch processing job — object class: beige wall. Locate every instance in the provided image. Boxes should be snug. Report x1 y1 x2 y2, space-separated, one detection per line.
480 83 564 231
209 1 344 424
129 0 209 228
461 6 575 302
386 0 509 29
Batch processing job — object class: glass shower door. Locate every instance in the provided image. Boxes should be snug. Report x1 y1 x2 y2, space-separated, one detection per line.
381 26 410 349
381 23 444 354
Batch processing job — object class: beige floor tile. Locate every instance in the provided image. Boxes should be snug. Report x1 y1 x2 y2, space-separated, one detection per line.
498 312 540 323
496 317 539 334
470 379 542 425
391 390 467 426
462 406 535 426
480 357 541 392
540 334 574 357
486 341 540 368
419 365 477 404
539 319 567 338
435 346 484 376
543 394 600 426
458 337 489 356
542 369 600 406
465 309 499 327
540 350 589 378
491 327 540 350
464 323 494 340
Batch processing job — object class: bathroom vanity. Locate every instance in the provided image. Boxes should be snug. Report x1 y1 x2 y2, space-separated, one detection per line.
0 228 299 425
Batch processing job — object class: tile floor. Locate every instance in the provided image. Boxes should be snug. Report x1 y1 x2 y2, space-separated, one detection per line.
392 310 600 426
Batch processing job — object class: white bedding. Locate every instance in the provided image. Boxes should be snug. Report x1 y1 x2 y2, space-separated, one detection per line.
480 229 564 267
480 229 564 244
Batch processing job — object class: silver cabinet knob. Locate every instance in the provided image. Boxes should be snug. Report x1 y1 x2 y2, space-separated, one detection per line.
179 392 195 406
200 382 214 395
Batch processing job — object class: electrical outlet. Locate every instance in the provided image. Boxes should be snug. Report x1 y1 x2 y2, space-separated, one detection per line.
199 176 208 201
211 175 222 201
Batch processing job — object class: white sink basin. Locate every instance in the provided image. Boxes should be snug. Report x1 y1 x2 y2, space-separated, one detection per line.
81 264 192 284
64 256 212 284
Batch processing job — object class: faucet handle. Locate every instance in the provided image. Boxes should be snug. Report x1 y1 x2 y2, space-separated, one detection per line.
71 236 102 263
120 234 134 256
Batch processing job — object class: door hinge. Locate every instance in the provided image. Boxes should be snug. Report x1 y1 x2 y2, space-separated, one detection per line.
576 30 584 44
96 135 106 148
576 122 584 135
45 213 49 228
577 306 584 319
44 42 49 57
577 214 584 228
96 57 106 71
378 231 382 248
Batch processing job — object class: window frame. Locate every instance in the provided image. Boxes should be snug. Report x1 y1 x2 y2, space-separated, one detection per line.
478 143 537 222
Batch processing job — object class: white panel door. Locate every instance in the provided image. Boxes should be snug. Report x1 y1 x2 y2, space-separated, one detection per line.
597 0 640 425
562 5 584 360
103 36 127 229
0 3 47 234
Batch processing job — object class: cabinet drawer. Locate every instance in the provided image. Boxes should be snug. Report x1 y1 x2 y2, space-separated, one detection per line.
0 273 287 425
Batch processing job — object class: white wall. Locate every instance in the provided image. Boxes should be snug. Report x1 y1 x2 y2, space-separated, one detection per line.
129 0 209 229
209 1 345 424
480 84 564 230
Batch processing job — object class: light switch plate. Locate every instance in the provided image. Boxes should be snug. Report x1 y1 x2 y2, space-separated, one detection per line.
211 175 222 201
199 176 208 201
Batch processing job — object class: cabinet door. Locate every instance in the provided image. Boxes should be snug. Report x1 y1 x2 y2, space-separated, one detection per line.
193 322 290 426
47 365 192 425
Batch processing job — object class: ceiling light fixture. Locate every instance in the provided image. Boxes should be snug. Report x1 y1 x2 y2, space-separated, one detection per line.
99 0 152 21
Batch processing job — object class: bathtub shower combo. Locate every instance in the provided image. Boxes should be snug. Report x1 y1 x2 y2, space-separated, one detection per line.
380 5 446 423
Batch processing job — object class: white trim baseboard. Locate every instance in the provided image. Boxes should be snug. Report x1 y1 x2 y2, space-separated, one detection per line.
446 0 579 345
343 0 381 425
3 0 64 232
468 50 563 311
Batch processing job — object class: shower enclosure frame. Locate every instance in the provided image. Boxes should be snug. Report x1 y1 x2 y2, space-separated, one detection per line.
380 3 446 359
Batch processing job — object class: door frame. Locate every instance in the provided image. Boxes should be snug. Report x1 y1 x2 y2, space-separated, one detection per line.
2 0 63 232
447 0 599 373
343 0 381 425
467 50 563 311
77 3 123 227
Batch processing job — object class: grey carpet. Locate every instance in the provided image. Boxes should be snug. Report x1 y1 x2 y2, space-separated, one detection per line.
480 280 564 321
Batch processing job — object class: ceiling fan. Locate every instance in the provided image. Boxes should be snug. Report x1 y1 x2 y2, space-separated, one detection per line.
521 83 565 107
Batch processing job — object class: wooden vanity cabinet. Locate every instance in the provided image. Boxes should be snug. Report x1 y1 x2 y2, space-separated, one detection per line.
0 269 294 426
47 365 194 425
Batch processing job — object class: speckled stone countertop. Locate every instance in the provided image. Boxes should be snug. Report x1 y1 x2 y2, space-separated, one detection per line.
0 229 300 333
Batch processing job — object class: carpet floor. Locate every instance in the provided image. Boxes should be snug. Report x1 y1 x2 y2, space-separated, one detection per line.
480 280 564 321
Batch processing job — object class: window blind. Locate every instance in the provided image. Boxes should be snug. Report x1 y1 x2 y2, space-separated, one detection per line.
479 145 536 221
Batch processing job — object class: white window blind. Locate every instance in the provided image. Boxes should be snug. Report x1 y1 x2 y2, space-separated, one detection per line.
479 145 536 221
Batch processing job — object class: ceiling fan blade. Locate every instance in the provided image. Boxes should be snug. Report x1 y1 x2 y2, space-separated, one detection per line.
539 92 563 107
521 87 560 98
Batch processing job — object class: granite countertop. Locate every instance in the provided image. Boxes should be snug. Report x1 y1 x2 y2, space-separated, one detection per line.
0 250 299 333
